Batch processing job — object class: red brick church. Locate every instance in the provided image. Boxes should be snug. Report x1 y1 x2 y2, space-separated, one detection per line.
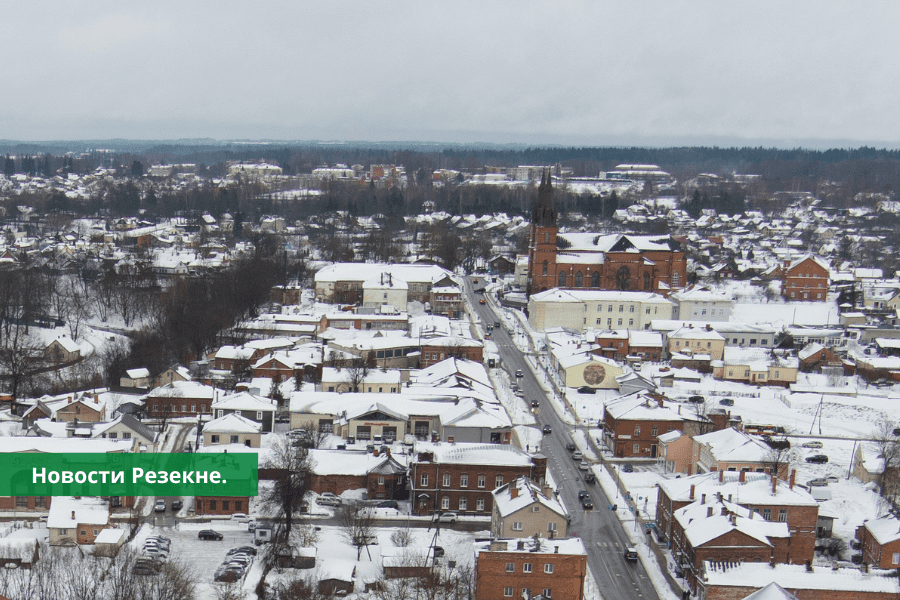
526 171 686 297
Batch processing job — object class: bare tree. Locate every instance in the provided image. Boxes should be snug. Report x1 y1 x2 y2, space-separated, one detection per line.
291 420 330 449
873 417 900 507
340 502 377 560
762 442 795 480
0 324 43 397
260 435 315 543
212 581 247 600
391 523 413 548
343 358 370 393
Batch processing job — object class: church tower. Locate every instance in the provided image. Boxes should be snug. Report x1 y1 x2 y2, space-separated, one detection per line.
527 169 558 296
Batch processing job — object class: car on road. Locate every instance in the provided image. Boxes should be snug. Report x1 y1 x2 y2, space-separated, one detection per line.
494 321 501 327
806 478 828 487
514 389 525 397
198 530 223 541
530 400 540 408
473 278 479 283
576 386 596 394
578 490 590 500
584 473 596 484
171 500 183 511
581 496 593 510
316 493 343 506
806 454 829 464
571 450 583 460
479 298 486 304
154 499 166 513
578 460 589 471
437 512 458 524
565 443 577 452
621 463 634 473
515 370 524 378
623 547 639 561
802 441 824 449
542 425 552 434
719 398 734 406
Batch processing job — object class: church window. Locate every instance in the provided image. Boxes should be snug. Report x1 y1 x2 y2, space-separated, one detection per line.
574 271 583 287
616 266 631 290
558 271 566 287
644 272 650 290
542 260 548 276
544 232 549 244
592 271 600 287
672 272 680 287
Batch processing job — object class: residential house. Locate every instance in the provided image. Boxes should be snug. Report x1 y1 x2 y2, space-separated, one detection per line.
54 395 105 423
491 476 569 539
782 255 830 301
856 516 900 569
92 414 158 449
694 427 788 479
712 348 798 387
203 413 262 448
44 337 80 363
307 448 407 501
211 391 277 433
120 368 151 389
320 367 401 393
144 381 215 418
420 337 484 368
657 430 693 474
603 392 706 459
666 325 726 360
48 496 111 545
474 537 587 600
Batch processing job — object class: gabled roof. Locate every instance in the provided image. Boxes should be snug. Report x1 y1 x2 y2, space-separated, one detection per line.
211 391 277 411
203 412 262 434
92 413 158 443
492 476 566 519
695 427 772 463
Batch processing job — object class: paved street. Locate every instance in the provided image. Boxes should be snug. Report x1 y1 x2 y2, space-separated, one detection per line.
466 277 661 600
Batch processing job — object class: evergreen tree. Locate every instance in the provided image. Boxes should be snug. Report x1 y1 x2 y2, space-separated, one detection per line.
131 160 144 178
607 190 619 217
3 155 13 178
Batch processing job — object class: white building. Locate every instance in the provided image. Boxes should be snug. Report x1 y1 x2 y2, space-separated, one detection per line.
670 285 734 321
527 288 673 333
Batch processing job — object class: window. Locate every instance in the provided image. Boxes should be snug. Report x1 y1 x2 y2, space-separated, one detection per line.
506 563 515 573
460 474 469 487
35 496 46 508
378 476 385 485
575 271 583 287
608 305 613 312
542 260 548 276
774 371 780 378
634 425 641 436
543 589 552 598
228 435 239 443
778 509 787 522
223 501 230 510
548 522 557 532
60 529 67 535
619 304 624 312
763 508 772 521
630 305 635 313
513 522 523 531
123 432 131 439
211 435 220 444
893 553 900 566
210 500 217 510
256 411 263 420
15 497 27 508
596 318 602 325
504 588 514 597
495 475 504 488
544 232 549 244
478 475 486 488
644 272 650 290
628 319 634 326
93 529 99 535
217 410 224 418
443 473 451 487
607 318 612 327
108 432 118 439
459 497 467 510
617 318 623 326
633 443 640 453
651 426 658 436
750 339 756 346
181 404 187 413
592 272 600 287
523 563 532 573
441 496 450 509
672 272 680 287
544 563 554 573
558 271 566 287
235 501 242 511
81 530 86 536
421 475 428 486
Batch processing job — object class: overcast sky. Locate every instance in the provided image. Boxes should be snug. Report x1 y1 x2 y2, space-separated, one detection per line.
2 1 898 147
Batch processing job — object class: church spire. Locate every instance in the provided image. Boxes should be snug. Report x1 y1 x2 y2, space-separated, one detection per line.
532 168 556 227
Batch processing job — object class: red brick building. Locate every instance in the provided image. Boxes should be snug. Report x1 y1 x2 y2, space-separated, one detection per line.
144 381 215 418
420 338 484 368
474 538 587 600
194 496 250 515
526 172 686 297
603 392 704 459
856 516 900 569
782 255 829 301
409 443 546 516
307 449 408 501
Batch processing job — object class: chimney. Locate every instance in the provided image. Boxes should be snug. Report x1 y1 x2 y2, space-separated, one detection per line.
790 469 796 490
385 447 391 458
706 324 712 331
678 405 682 415
71 511 75 519
68 396 73 403
707 506 713 517
701 493 706 505
373 448 379 457
739 470 746 483
554 546 559 554
511 487 519 499
542 485 554 500
94 394 99 404
689 485 695 500
721 506 727 516
771 474 777 495
718 470 724 483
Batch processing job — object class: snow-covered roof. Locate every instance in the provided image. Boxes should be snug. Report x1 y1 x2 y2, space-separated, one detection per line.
308 449 403 476
315 262 451 284
204 412 262 434
212 391 277 411
125 368 150 379
863 516 900 545
695 428 772 463
659 471 817 507
146 380 215 399
605 392 688 422
492 476 566 518
49 336 80 353
529 287 671 304
416 442 534 467
474 537 586 556
703 560 898 594
94 528 125 545
48 496 109 528
741 583 798 600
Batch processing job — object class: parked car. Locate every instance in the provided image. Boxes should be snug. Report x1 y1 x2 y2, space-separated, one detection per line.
231 513 251 523
577 386 596 394
806 478 828 487
584 473 596 484
437 512 458 524
514 389 525 397
198 530 223 541
376 500 399 510
578 460 589 471
624 547 639 561
806 454 829 464
154 499 166 513
572 450 583 460
494 321 501 328
802 441 824 449
718 398 734 406
227 546 258 557
433 546 445 558
621 463 634 473
565 443 577 452
825 475 840 483
687 395 705 403
542 425 552 434
171 500 183 511
316 493 343 506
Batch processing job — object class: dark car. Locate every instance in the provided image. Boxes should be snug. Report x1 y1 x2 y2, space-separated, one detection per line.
531 400 540 408
198 530 223 541
577 490 590 500
227 546 258 556
577 386 596 394
621 463 634 473
171 500 183 511
542 425 552 434
565 442 577 452
687 395 705 403
719 398 734 406
433 546 445 558
494 321 501 327
584 473 596 484
581 497 594 510
806 454 829 464
376 500 399 510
